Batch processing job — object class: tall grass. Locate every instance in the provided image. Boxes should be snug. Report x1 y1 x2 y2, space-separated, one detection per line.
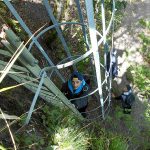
41 105 90 150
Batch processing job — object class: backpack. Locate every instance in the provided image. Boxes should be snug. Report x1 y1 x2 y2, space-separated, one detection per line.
112 62 118 78
106 50 118 78
125 93 135 106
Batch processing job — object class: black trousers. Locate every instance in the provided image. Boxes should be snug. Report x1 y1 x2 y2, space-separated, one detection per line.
78 105 88 118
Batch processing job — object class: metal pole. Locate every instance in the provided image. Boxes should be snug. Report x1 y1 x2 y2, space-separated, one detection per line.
75 0 89 49
101 0 106 44
75 0 98 87
85 0 105 119
25 71 46 124
109 0 116 105
43 0 76 71
101 0 108 86
3 0 65 82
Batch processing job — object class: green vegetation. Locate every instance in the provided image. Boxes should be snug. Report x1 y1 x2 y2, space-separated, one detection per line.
127 55 150 143
0 1 27 40
139 19 150 29
11 104 130 150
0 1 134 150
91 127 128 150
109 136 128 150
94 0 127 32
125 18 150 149
127 65 150 130
114 1 127 29
127 19 150 98
14 105 90 150
52 127 89 150
127 65 150 98
145 102 150 123
138 19 150 60
0 145 6 150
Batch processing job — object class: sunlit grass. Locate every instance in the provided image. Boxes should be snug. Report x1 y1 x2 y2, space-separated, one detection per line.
52 127 89 150
127 65 150 98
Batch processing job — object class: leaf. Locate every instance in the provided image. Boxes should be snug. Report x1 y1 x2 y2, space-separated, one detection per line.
0 113 20 120
0 145 7 150
39 139 45 145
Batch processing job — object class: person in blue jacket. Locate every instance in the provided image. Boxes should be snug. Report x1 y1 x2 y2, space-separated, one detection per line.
61 71 90 117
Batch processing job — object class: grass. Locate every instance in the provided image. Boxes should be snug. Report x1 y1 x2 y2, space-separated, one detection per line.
90 127 129 150
52 127 89 150
126 20 150 147
109 136 129 150
127 65 150 98
138 19 150 60
0 145 7 150
13 104 131 150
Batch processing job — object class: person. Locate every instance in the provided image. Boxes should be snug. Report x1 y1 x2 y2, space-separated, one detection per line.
61 71 90 117
113 85 135 114
106 49 118 79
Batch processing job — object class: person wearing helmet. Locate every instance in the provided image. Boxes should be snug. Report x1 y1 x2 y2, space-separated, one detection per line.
61 71 90 117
